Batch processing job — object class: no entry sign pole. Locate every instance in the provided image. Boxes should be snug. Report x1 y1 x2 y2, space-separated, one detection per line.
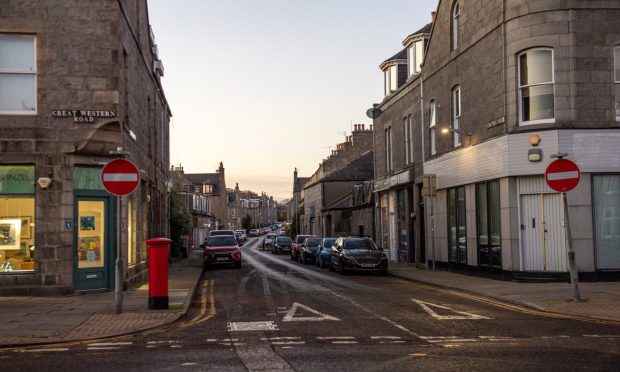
102 151 140 314
546 153 581 302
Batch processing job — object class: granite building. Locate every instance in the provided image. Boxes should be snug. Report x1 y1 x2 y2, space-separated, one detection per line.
0 0 171 293
372 0 620 280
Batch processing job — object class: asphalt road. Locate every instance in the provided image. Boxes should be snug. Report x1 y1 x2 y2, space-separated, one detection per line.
2 237 620 371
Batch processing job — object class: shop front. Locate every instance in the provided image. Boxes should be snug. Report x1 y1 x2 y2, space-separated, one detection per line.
0 165 36 274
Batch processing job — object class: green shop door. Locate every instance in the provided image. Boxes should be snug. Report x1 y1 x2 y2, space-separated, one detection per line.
74 197 115 290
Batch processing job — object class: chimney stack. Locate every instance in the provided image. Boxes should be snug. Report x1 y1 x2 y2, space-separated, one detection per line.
431 11 436 23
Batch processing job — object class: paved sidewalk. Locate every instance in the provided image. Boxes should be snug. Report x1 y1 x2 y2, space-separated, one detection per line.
388 262 620 323
0 250 203 348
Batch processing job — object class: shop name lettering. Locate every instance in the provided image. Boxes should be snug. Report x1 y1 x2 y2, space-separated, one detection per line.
0 174 32 183
52 110 116 123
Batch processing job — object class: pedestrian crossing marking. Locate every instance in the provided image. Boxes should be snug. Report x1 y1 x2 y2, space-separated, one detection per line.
412 299 492 320
282 302 340 322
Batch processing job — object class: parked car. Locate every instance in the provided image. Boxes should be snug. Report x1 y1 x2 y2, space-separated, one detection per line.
272 236 293 255
329 237 388 275
209 229 236 238
291 234 315 261
299 237 322 264
235 229 247 242
262 233 277 250
249 229 259 237
202 235 242 269
316 237 337 268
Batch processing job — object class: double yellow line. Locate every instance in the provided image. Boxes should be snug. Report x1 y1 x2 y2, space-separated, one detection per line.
395 278 620 326
183 279 216 327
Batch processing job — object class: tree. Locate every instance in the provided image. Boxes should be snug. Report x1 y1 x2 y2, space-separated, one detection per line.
241 214 252 230
169 190 192 258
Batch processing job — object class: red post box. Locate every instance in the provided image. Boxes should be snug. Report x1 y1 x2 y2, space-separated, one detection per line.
146 238 171 310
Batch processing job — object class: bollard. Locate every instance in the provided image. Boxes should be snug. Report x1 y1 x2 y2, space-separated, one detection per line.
146 238 171 310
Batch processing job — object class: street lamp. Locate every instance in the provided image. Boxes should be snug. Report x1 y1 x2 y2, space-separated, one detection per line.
441 127 472 137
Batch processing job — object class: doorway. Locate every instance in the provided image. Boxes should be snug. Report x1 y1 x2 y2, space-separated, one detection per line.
520 193 567 272
74 196 115 290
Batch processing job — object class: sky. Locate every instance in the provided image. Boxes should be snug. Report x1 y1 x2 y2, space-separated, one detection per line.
148 0 438 201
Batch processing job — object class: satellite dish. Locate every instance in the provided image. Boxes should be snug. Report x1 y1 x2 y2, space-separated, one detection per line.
366 108 377 119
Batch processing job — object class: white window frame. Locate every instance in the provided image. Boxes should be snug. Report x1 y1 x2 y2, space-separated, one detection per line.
452 1 460 50
404 116 410 164
614 46 620 121
429 100 436 155
408 114 414 164
0 34 37 115
518 48 555 126
452 86 461 147
384 65 398 96
407 40 424 77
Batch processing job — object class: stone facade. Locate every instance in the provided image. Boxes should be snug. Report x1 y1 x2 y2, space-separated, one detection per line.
372 0 620 278
0 0 171 294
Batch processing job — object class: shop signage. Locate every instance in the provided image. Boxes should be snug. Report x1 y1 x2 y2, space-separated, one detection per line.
0 165 35 194
52 110 116 123
374 169 412 192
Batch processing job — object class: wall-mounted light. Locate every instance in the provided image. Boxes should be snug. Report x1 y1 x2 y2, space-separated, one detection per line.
37 177 52 189
441 127 472 137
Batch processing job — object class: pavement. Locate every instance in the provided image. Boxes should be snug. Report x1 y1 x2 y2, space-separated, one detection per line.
1 248 619 348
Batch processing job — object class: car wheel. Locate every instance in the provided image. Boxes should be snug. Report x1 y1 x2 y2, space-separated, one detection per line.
328 260 335 272
338 259 346 275
203 260 209 271
380 269 387 276
235 261 242 269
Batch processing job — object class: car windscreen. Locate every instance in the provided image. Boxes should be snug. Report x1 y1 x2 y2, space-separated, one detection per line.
305 238 321 247
296 236 310 243
343 239 379 251
323 239 336 248
276 237 292 244
207 236 237 246
211 231 233 236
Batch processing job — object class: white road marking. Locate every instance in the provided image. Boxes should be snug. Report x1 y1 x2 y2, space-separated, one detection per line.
371 336 402 340
412 299 492 320
332 341 359 344
88 342 133 347
317 336 355 340
227 321 278 331
584 335 620 338
87 347 121 350
331 291 420 337
282 302 340 322
21 348 69 353
181 363 197 366
271 341 306 345
147 340 181 344
261 337 301 341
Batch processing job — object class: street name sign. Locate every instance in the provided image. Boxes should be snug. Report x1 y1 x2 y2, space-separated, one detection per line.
101 159 140 196
545 159 580 192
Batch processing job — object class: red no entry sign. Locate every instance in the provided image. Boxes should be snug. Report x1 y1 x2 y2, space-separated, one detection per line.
545 159 580 192
101 159 140 196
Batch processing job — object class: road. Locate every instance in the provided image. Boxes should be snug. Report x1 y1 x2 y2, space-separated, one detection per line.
2 237 619 371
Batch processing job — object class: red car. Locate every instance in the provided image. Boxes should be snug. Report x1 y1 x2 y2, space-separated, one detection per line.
202 235 242 269
291 234 315 261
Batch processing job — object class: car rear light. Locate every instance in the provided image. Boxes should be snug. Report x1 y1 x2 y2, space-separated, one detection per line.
232 252 241 260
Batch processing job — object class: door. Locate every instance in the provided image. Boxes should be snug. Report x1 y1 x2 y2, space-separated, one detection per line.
521 194 567 272
74 197 114 290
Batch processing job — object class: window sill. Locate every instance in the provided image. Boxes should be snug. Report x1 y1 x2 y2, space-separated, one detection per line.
519 118 555 126
0 111 37 116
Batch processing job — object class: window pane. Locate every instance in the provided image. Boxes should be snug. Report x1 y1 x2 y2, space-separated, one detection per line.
520 49 553 85
77 201 106 269
453 88 460 117
415 41 424 73
390 65 398 91
477 183 489 260
408 47 414 76
0 197 35 272
593 175 620 269
615 47 619 82
0 74 36 112
615 83 619 119
489 181 501 267
385 70 390 96
457 187 466 264
430 127 436 155
429 101 436 127
521 84 554 121
448 189 457 262
0 35 35 71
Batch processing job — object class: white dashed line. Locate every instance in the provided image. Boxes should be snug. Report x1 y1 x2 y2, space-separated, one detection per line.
271 341 306 345
88 342 133 347
317 336 356 340
371 336 402 340
87 347 121 350
331 341 359 344
20 348 69 353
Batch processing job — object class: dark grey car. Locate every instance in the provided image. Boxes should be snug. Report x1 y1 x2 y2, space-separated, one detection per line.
272 236 293 255
329 237 388 275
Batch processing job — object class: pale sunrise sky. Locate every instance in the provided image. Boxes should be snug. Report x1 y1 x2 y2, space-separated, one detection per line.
148 0 438 201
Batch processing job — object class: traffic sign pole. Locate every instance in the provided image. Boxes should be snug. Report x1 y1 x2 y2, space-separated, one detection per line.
101 151 140 314
546 154 581 302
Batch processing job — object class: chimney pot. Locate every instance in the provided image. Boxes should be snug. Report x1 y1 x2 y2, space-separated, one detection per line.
362 124 365 130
